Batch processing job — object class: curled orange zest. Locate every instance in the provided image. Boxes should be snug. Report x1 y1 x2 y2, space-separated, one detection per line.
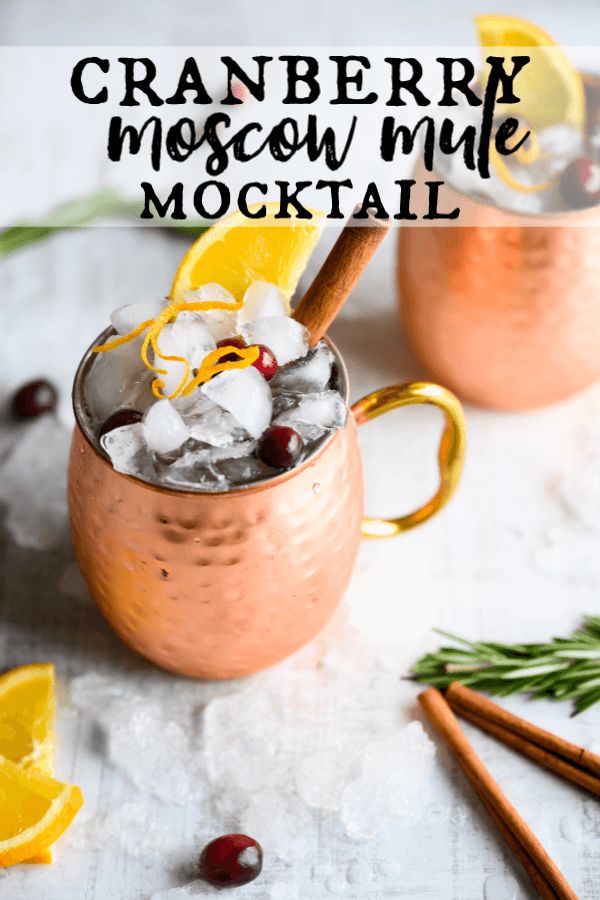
182 346 260 397
91 297 257 400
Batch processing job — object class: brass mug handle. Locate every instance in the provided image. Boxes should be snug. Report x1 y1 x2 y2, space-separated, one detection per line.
351 381 466 538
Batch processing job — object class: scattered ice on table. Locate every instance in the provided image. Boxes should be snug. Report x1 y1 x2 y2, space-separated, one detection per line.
483 874 519 900
325 871 349 893
241 316 308 366
237 281 289 326
0 415 70 550
84 338 152 422
273 391 347 442
560 815 584 844
202 368 272 439
294 749 359 813
186 284 239 341
270 343 334 394
238 789 313 863
340 723 436 839
70 673 208 806
204 689 287 791
111 297 166 335
143 400 190 455
101 423 155 481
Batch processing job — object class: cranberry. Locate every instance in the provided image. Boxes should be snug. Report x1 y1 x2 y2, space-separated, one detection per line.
11 379 57 419
199 833 263 888
99 408 143 438
560 157 600 209
216 336 247 362
251 344 278 381
258 425 304 469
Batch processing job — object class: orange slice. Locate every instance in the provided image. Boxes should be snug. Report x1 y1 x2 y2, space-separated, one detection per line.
0 663 55 774
170 204 325 303
0 663 57 863
0 757 83 867
476 15 585 130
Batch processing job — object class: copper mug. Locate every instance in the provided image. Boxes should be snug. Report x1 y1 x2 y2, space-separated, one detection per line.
68 332 465 679
398 171 600 410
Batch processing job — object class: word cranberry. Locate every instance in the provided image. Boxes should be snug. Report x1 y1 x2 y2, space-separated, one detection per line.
258 425 304 469
11 379 57 419
199 833 263 888
560 157 600 209
99 408 142 438
251 344 278 381
216 336 247 362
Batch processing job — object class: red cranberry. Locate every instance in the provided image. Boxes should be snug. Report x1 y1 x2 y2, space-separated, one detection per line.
216 336 247 362
199 833 263 888
11 379 57 419
99 408 143 438
258 425 304 469
251 344 278 381
560 157 600 209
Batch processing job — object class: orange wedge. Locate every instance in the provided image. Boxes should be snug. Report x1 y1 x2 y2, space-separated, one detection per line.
0 663 57 864
170 203 324 303
476 15 585 130
0 663 55 774
0 757 83 867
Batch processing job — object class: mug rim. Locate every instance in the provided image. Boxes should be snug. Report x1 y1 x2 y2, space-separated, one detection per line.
72 326 351 499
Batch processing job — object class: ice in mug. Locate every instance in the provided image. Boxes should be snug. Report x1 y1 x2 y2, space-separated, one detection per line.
81 280 348 492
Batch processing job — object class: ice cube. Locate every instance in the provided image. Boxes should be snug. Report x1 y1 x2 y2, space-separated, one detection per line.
111 297 166 335
86 338 151 422
153 324 191 397
186 398 250 447
170 312 216 367
237 281 290 327
270 342 334 394
273 391 347 434
0 415 70 550
202 368 272 439
241 316 308 366
185 283 239 341
340 723 436 839
160 442 257 491
101 422 156 480
143 400 189 454
215 455 273 486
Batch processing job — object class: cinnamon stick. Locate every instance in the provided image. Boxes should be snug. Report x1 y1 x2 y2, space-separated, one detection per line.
479 794 559 900
448 699 600 799
418 688 577 900
293 218 390 345
447 681 600 779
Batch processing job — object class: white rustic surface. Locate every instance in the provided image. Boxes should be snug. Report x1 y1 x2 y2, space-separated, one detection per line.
1 3 600 899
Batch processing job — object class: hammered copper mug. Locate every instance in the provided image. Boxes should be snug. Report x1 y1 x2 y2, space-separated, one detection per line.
68 332 465 679
398 171 600 410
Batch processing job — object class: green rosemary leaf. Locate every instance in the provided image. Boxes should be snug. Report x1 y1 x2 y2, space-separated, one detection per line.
411 617 600 714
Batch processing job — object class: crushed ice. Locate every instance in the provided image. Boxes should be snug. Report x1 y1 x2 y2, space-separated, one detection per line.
92 282 347 491
0 415 70 550
70 614 435 875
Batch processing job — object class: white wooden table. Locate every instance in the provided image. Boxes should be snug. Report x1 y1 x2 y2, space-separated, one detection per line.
1 4 600 899
1 223 600 900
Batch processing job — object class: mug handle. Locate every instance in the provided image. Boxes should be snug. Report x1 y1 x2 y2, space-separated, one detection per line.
351 381 466 538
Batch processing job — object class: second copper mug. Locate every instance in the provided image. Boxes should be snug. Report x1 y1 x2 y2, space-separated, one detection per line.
69 333 465 679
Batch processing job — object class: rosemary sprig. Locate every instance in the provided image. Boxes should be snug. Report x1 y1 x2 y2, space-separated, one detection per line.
0 189 208 258
411 616 600 715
